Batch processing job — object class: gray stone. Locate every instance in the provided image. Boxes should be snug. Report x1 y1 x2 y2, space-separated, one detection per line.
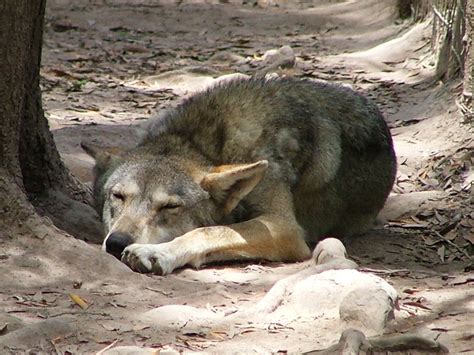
339 287 396 332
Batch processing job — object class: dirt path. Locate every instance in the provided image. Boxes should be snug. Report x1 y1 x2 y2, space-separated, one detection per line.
1 1 472 353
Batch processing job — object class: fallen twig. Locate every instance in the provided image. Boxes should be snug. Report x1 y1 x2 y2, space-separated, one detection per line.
433 231 472 260
96 339 119 355
359 267 411 276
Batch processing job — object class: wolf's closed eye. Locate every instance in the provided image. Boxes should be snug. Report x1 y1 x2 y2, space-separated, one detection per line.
112 192 125 201
160 203 181 210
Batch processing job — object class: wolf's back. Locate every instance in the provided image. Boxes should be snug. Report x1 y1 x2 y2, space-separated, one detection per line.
141 77 395 188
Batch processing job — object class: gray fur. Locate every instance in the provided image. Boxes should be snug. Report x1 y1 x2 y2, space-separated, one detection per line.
83 77 396 272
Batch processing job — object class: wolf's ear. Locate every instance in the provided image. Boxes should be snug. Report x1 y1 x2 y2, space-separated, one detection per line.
201 160 268 215
81 141 123 172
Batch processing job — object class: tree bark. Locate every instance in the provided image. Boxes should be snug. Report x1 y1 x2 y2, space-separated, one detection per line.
447 0 466 78
465 0 473 98
0 1 101 242
397 0 413 19
0 1 45 228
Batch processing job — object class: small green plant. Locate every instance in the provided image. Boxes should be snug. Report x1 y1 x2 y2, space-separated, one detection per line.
71 78 88 92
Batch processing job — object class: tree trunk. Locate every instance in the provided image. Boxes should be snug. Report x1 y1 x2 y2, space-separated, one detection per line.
464 0 473 114
0 1 101 242
0 1 45 230
397 0 413 19
447 0 466 78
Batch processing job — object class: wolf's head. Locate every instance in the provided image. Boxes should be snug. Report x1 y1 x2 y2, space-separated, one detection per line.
82 142 268 258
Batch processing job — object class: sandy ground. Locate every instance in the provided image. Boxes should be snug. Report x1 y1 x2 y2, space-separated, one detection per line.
0 0 473 353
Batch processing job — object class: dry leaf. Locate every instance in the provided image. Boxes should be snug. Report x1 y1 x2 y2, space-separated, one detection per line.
387 221 428 229
403 301 432 310
47 68 81 80
100 322 119 331
69 293 88 309
462 232 474 244
124 44 149 53
437 245 446 262
96 339 119 355
444 229 459 241
430 327 449 332
448 274 474 286
457 334 474 341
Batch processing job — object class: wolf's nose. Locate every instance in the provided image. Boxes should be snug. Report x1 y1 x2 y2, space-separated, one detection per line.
105 232 133 259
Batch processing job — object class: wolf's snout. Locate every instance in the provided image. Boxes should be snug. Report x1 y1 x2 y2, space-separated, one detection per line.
105 232 133 259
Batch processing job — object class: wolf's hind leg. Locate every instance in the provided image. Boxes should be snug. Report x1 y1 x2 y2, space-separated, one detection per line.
330 211 379 237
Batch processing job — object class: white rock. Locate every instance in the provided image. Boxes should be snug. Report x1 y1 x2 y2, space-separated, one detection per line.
340 287 396 332
287 269 397 324
313 238 348 264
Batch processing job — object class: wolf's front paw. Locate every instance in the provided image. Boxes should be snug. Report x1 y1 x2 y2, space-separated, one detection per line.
121 243 177 275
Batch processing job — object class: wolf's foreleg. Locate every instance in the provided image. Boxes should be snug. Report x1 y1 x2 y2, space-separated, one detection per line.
122 214 311 274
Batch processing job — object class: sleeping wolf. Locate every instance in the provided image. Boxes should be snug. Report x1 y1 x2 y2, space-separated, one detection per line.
82 77 396 274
